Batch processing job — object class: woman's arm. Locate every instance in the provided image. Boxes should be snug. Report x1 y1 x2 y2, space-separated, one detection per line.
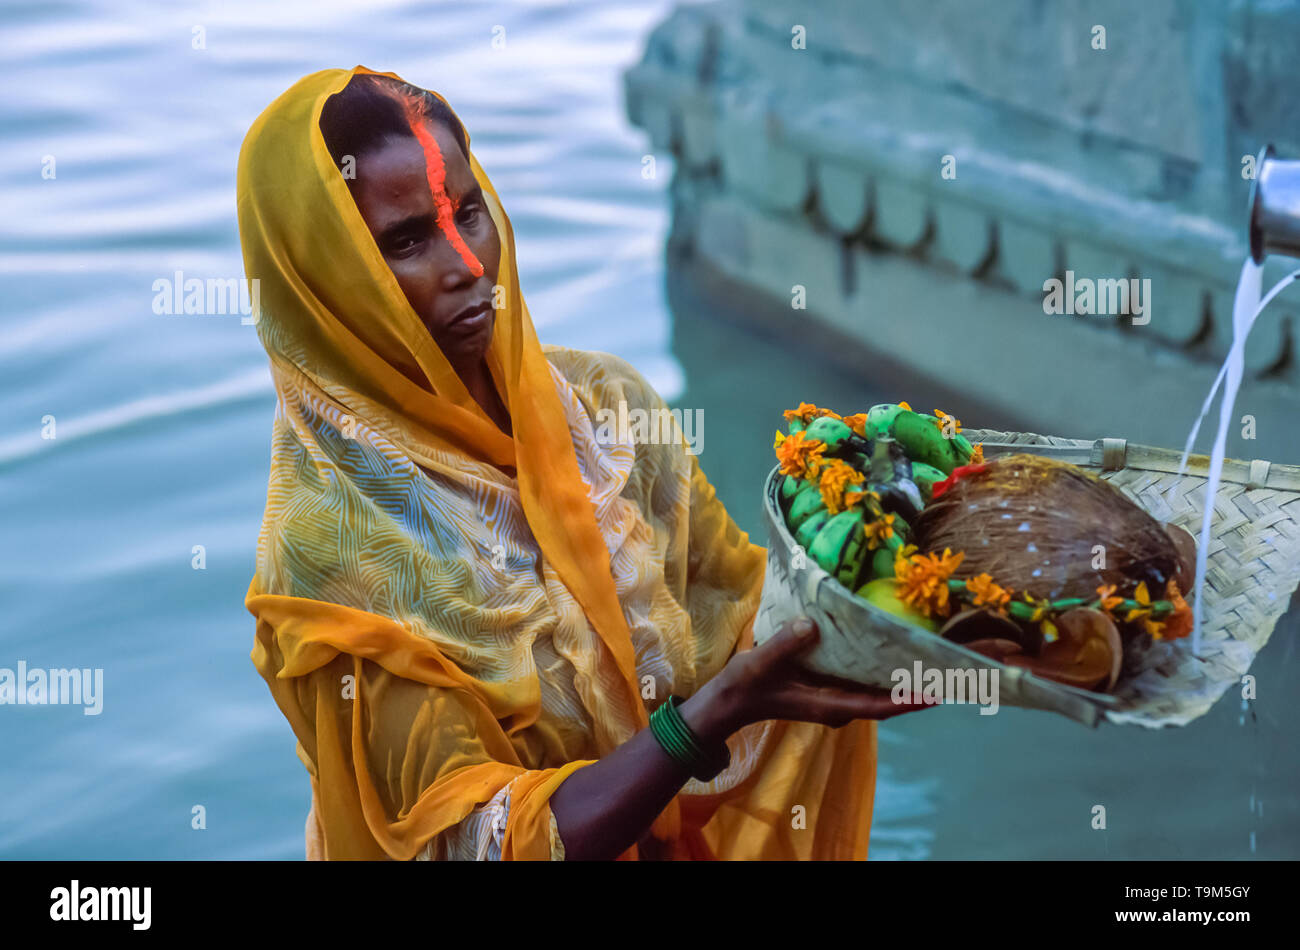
548 618 935 861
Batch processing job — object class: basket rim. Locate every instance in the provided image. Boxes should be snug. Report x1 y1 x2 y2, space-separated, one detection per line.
964 428 1300 491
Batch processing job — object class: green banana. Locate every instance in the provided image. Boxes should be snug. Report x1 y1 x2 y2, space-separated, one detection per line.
835 518 873 590
780 474 809 506
889 410 963 475
909 461 948 500
809 509 864 576
865 403 907 439
794 509 831 549
788 484 828 530
802 415 856 453
871 545 896 580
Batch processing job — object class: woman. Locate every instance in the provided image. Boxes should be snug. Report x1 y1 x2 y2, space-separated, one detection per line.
239 66 931 861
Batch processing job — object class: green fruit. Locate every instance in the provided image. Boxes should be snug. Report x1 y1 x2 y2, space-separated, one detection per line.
865 404 907 439
836 517 873 589
952 433 974 461
809 509 862 574
788 485 827 530
803 415 855 453
910 462 948 499
854 578 939 632
890 410 962 475
794 509 831 549
788 417 806 434
780 474 807 504
871 546 896 579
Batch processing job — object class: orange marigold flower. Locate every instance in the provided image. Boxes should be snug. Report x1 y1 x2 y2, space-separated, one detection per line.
965 573 1011 612
1094 583 1123 613
782 402 841 424
933 408 962 435
894 547 965 618
969 443 984 464
819 459 867 514
863 513 896 550
898 401 912 411
841 412 868 437
774 430 828 479
1160 580 1193 640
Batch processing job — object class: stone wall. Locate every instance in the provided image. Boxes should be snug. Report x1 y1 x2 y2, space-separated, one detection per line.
624 0 1300 461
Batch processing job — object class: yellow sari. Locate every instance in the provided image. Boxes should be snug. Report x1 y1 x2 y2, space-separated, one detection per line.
238 66 877 860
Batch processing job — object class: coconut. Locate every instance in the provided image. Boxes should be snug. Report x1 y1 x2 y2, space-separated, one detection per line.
912 453 1187 603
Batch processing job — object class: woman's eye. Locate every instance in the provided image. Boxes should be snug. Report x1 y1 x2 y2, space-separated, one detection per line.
456 203 481 226
389 235 422 255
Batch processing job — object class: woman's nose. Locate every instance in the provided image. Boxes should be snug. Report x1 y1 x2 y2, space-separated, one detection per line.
432 231 478 290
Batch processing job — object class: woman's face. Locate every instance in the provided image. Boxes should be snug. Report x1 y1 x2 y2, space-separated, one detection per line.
351 120 501 370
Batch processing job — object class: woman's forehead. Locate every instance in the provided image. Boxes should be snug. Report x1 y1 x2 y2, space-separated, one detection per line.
359 122 475 203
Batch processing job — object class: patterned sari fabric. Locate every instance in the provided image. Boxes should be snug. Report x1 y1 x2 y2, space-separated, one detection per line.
238 66 877 860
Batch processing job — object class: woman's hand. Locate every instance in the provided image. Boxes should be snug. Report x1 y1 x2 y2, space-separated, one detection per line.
699 618 938 736
550 617 932 860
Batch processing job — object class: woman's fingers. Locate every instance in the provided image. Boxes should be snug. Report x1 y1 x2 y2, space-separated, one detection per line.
752 617 820 666
792 665 888 694
742 617 942 723
777 682 939 725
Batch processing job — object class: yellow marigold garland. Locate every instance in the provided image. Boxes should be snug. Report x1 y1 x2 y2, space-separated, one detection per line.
932 408 962 435
773 430 827 479
818 459 868 514
964 573 1011 613
840 412 868 437
894 545 964 618
783 402 841 425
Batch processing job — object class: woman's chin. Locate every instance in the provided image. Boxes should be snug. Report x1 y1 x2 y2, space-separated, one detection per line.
430 314 494 362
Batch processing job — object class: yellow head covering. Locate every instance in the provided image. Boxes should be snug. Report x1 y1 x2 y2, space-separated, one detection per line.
239 66 876 860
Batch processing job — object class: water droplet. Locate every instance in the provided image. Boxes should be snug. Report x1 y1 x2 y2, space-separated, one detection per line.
998 500 1009 507
1017 521 1031 532
1026 542 1038 553
1031 568 1042 577
1000 513 1012 519
967 503 978 511
981 538 990 546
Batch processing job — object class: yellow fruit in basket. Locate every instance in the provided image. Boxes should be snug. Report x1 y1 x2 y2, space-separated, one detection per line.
854 578 939 632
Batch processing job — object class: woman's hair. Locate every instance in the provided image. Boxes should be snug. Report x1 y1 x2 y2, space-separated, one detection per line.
318 74 469 169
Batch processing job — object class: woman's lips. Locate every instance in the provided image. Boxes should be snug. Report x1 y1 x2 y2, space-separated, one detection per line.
447 301 492 332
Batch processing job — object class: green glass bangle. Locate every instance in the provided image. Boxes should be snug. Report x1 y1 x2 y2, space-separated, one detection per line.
649 695 731 783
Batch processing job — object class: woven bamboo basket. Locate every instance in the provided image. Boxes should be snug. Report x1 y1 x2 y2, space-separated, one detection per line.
751 428 1300 728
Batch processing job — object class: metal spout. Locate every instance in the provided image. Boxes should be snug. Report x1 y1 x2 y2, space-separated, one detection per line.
1249 144 1300 263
